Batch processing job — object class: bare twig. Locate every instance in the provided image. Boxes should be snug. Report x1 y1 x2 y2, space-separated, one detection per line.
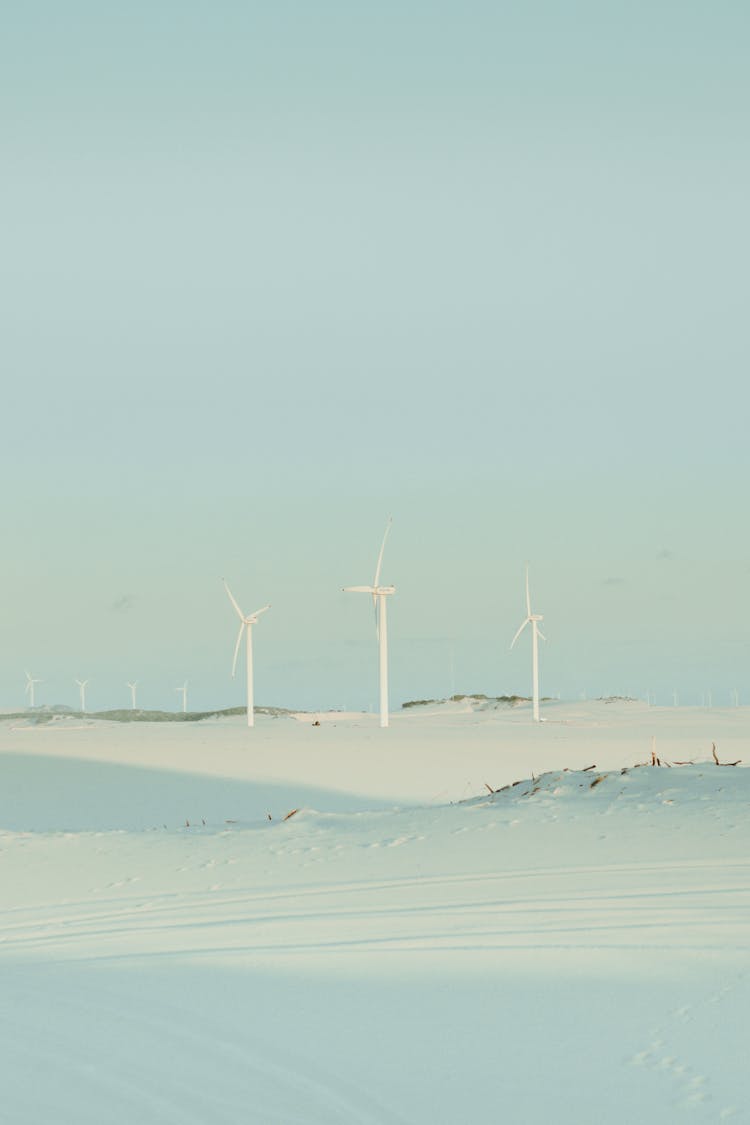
713 742 741 766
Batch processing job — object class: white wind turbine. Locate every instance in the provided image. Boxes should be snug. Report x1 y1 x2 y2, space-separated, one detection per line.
25 671 42 709
510 564 546 723
75 678 89 713
222 579 270 728
176 681 188 713
127 681 138 710
343 518 396 729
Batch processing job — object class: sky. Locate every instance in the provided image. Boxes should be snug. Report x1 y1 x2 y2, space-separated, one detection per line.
2 0 749 712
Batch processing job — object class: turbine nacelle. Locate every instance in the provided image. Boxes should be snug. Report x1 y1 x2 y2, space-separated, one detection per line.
342 585 396 596
243 606 271 625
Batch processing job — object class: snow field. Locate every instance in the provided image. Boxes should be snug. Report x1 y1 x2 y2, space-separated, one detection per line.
1 702 748 1123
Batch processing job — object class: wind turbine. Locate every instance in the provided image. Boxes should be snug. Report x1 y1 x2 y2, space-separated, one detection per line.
25 671 42 709
127 681 138 710
510 564 546 723
75 678 89 713
222 579 270 728
176 681 188 713
343 518 396 729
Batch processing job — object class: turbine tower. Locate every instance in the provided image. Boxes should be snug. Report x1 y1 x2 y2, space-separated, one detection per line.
127 681 138 710
75 678 89 713
176 681 188 713
343 517 396 729
510 564 546 722
222 579 270 728
25 671 42 709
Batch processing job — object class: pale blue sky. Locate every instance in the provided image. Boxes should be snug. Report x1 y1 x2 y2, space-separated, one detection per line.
2 1 749 710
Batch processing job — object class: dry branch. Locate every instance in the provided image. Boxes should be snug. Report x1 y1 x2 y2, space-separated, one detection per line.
712 742 741 766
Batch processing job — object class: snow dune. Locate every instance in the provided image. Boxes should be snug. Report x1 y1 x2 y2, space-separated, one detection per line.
1 702 748 1123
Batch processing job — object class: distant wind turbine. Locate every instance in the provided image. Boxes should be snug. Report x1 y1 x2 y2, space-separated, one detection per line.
343 517 395 729
222 579 270 728
127 681 138 710
25 671 42 709
176 681 188 713
510 564 546 723
75 678 89 713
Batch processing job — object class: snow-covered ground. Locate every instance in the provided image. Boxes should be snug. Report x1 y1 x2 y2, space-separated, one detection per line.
1 700 748 1123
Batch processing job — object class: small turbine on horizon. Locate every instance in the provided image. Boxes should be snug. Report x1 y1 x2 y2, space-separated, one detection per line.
75 678 89 713
222 579 270 728
127 681 138 710
25 671 42 709
510 564 546 723
176 681 188 714
343 517 395 729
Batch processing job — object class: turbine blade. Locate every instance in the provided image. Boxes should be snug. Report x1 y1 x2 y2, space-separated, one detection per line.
222 578 245 619
248 605 271 620
231 622 246 678
510 618 529 649
537 627 547 642
343 586 376 593
373 517 392 588
525 564 531 617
